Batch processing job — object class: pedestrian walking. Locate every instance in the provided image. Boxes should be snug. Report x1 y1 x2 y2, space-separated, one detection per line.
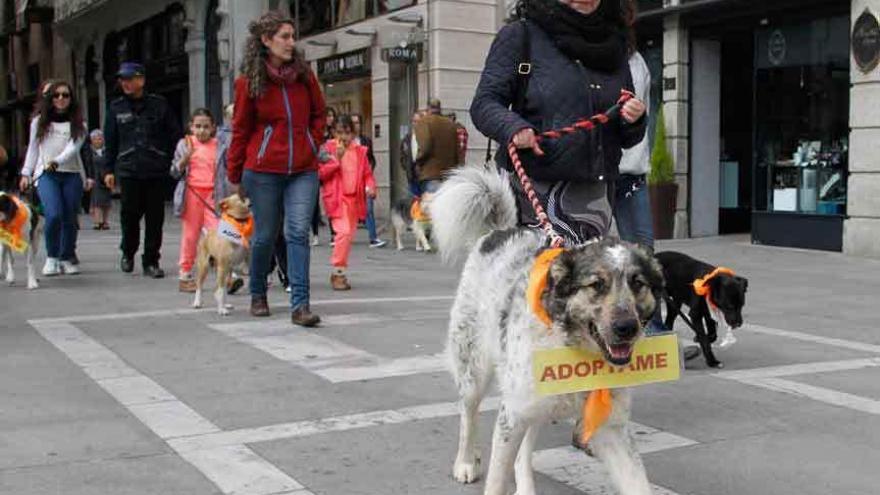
19 80 88 276
172 108 224 293
318 115 377 291
414 99 459 193
311 106 337 247
227 11 326 326
400 110 423 197
102 62 182 278
351 113 386 248
470 0 647 243
83 130 112 230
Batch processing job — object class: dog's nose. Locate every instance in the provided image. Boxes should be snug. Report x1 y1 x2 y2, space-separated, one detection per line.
612 318 640 339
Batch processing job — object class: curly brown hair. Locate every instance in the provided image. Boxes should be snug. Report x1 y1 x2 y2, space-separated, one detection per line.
239 11 310 98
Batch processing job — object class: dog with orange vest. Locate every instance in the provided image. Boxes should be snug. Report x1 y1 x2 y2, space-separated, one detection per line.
0 191 42 290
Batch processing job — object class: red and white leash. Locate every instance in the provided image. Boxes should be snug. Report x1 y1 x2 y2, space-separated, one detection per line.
506 89 636 248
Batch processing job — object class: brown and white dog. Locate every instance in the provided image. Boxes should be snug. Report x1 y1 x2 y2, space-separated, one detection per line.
0 191 42 290
192 194 252 316
432 168 665 495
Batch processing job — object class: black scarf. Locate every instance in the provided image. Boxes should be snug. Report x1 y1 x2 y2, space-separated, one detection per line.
49 109 70 123
524 0 626 72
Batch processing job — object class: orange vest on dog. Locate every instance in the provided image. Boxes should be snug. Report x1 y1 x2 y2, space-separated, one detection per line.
217 214 254 248
526 247 613 445
0 195 29 253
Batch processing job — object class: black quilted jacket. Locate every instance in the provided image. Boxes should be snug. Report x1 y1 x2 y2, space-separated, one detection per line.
470 21 646 182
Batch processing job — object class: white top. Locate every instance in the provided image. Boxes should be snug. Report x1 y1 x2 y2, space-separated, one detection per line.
21 117 86 183
618 52 652 176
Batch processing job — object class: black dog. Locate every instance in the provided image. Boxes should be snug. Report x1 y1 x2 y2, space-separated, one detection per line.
655 251 748 368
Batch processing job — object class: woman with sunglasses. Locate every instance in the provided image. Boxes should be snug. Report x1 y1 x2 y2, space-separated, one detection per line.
20 81 88 276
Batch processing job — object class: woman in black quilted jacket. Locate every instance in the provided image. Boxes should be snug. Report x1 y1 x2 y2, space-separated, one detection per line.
471 0 647 243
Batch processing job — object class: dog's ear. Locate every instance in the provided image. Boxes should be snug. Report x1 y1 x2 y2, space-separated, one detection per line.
218 198 229 212
736 276 748 293
546 249 578 299
0 194 16 221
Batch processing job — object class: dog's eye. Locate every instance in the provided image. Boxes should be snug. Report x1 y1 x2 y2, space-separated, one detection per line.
585 279 606 293
631 278 645 291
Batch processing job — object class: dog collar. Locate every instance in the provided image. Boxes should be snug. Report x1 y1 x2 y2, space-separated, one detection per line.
527 247 564 327
0 195 29 253
218 213 254 248
692 267 736 308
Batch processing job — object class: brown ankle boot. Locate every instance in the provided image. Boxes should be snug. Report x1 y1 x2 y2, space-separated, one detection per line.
250 295 270 317
178 279 196 293
291 306 321 327
330 273 351 291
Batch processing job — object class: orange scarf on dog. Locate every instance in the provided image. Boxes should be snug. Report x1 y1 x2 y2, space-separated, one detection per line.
218 213 254 248
692 267 736 308
526 247 613 445
410 198 428 222
0 195 29 253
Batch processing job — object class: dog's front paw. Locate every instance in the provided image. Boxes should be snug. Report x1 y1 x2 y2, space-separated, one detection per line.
218 307 231 316
27 279 39 290
424 245 433 253
4 273 13 285
415 245 424 252
452 458 481 484
192 299 203 309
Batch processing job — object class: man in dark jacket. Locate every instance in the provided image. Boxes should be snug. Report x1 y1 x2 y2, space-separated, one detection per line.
414 98 459 193
103 62 181 278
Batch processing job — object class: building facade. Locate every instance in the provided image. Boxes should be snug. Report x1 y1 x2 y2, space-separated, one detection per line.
25 0 880 258
639 0 880 258
1 0 74 166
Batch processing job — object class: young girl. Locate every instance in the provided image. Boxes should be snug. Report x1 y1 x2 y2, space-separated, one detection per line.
318 115 376 291
19 80 87 276
172 108 222 292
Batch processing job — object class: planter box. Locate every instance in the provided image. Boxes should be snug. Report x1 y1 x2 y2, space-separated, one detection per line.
649 183 678 240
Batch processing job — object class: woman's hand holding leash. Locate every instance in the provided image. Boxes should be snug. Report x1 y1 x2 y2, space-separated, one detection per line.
512 128 544 156
620 98 646 124
18 176 30 192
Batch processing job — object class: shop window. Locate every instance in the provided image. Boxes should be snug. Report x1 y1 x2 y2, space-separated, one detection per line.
292 0 418 37
754 16 849 216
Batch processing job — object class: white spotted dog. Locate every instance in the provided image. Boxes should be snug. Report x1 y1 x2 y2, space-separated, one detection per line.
431 167 665 495
0 191 42 290
390 192 434 252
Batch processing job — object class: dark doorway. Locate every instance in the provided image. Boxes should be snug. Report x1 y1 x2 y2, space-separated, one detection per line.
206 0 223 119
718 30 754 234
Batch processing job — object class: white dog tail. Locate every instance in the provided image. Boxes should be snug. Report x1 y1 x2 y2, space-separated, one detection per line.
431 166 517 263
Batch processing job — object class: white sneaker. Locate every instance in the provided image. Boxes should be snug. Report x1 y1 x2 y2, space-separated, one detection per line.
60 260 80 275
310 235 320 247
42 258 61 276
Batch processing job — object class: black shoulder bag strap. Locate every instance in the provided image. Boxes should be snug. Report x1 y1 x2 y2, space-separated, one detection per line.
485 19 532 164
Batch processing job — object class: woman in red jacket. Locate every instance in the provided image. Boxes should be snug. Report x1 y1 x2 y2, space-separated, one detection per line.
227 11 326 326
318 115 376 290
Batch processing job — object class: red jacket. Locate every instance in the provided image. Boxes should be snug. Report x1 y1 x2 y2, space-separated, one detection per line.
318 140 376 221
228 71 326 184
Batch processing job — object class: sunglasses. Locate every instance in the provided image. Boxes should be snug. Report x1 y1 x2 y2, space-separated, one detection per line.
53 92 71 100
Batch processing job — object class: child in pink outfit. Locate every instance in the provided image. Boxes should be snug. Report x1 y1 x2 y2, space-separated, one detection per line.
318 115 376 291
172 108 220 292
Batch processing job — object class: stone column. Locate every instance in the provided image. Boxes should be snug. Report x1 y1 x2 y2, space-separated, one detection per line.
185 34 207 110
845 0 880 258
662 10 690 238
94 35 107 126
74 46 89 126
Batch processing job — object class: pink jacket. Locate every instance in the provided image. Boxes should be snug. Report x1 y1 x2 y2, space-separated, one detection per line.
318 139 376 220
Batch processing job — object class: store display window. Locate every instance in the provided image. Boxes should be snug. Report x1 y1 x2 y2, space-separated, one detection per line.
754 16 849 216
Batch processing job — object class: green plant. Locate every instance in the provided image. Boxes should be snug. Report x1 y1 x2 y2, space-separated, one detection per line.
648 107 675 185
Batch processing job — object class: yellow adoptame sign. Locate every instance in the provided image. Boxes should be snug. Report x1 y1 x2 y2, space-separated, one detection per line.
0 226 27 253
533 334 680 396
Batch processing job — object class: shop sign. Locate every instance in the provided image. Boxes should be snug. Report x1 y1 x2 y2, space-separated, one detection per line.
767 30 786 66
317 49 371 82
381 44 422 64
853 10 880 73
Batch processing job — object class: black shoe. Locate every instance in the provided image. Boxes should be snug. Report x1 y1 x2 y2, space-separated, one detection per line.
69 253 80 266
143 265 165 279
227 277 244 295
120 256 134 273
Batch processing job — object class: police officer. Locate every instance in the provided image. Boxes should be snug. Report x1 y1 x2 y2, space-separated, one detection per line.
103 62 181 278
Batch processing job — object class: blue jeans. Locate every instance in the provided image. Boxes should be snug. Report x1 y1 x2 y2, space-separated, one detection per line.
614 175 654 249
419 179 443 194
243 170 318 310
37 172 83 260
365 196 378 242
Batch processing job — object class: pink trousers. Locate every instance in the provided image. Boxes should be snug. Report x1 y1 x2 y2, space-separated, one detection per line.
179 186 218 275
330 196 358 268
